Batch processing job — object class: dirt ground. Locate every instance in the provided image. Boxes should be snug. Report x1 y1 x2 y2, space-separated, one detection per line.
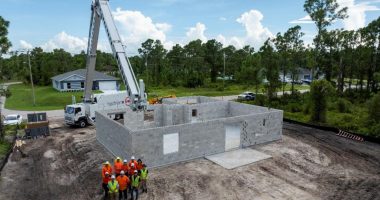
0 119 379 200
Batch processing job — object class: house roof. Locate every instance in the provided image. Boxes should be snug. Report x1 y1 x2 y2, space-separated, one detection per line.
298 68 311 75
51 69 118 81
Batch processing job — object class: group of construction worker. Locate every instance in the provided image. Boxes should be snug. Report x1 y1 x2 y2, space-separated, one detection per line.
102 156 149 200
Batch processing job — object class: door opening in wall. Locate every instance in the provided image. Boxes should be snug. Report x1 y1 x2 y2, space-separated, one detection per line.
225 124 241 151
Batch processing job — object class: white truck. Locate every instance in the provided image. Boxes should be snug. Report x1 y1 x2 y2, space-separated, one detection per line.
64 0 147 127
65 92 129 127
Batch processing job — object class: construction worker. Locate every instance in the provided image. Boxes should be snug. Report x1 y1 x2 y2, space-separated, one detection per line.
108 175 119 200
122 160 129 176
114 157 123 177
140 164 149 192
102 172 111 198
102 161 113 178
130 170 140 200
116 170 129 200
128 156 138 168
128 163 136 177
136 159 143 171
140 164 149 193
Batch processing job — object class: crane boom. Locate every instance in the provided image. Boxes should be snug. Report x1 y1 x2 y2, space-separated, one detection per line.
84 0 146 111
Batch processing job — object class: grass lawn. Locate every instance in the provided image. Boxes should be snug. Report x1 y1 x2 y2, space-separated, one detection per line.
146 84 310 98
5 83 309 111
5 84 88 111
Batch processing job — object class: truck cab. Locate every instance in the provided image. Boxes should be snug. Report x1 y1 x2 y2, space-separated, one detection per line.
64 104 87 127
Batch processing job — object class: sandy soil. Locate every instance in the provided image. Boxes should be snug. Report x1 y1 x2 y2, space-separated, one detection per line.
0 119 379 200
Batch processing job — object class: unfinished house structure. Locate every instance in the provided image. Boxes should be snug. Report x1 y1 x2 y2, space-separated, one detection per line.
96 96 283 167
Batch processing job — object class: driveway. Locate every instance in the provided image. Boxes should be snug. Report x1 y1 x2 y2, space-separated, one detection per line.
0 82 64 119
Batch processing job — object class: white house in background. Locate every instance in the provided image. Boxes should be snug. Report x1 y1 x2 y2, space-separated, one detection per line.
51 69 119 92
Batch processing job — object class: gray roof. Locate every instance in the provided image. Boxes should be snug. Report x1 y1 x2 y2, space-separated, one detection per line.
51 69 118 81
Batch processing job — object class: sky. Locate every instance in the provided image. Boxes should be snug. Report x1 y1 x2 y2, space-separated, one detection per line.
1 0 379 55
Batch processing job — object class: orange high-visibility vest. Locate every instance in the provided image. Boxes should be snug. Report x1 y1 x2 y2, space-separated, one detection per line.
102 166 112 178
114 161 123 174
116 175 130 191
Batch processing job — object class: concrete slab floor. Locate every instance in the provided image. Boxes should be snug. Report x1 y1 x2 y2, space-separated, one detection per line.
205 148 272 169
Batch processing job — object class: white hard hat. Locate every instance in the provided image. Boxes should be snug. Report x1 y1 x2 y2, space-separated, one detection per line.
120 170 125 175
134 170 138 173
131 156 135 160
105 172 109 174
123 159 128 163
104 161 110 165
131 163 135 167
111 175 115 179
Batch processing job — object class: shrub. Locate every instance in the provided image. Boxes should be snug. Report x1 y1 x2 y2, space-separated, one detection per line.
287 103 303 113
303 102 311 115
310 80 334 123
254 94 267 106
368 93 380 123
369 123 380 138
336 98 352 113
216 85 224 91
4 89 11 98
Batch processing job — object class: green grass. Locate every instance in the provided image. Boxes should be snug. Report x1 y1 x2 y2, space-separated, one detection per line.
5 83 309 111
146 84 310 99
0 140 11 156
282 101 373 137
5 84 93 111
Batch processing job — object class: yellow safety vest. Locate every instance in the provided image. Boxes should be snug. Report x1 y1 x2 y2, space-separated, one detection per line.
140 169 148 180
108 180 118 193
131 175 140 188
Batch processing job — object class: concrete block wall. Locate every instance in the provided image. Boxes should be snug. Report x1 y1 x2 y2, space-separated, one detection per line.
123 108 144 130
95 96 283 168
96 111 133 159
153 105 163 127
229 101 272 116
132 120 226 167
188 101 229 122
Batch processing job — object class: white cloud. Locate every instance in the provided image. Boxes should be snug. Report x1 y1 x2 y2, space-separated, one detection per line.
216 10 272 49
40 32 87 53
112 8 173 50
337 0 380 30
219 17 227 21
19 40 33 50
236 9 273 48
289 15 314 24
186 22 207 42
216 34 226 45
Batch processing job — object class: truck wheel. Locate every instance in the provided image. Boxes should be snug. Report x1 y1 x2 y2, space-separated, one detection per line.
115 114 121 120
79 120 87 128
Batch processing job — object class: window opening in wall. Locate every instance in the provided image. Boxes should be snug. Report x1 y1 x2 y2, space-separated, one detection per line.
144 111 154 122
163 133 179 155
192 109 197 117
67 82 71 89
81 82 84 88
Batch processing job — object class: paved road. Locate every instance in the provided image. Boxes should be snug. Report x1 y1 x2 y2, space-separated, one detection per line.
211 89 310 101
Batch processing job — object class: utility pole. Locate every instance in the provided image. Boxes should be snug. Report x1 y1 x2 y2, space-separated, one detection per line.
223 52 226 89
27 50 36 106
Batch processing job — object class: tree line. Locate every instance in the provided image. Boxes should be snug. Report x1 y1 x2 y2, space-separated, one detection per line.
0 1 379 98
